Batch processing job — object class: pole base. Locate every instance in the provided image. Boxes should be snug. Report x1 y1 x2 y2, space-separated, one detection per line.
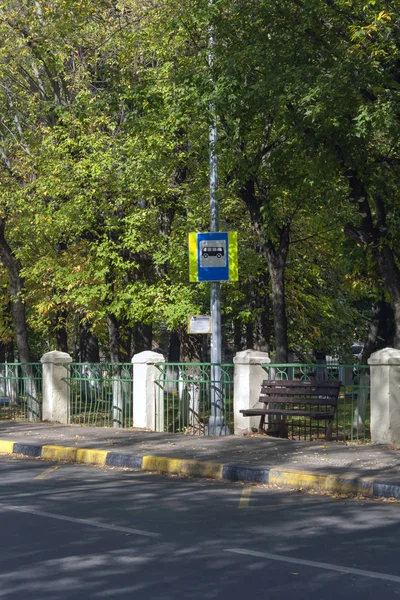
205 416 230 436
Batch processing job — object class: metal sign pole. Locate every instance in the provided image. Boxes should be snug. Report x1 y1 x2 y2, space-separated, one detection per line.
207 17 229 436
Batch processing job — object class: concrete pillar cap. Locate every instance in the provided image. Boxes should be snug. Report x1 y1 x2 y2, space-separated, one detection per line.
41 350 73 365
233 349 271 365
131 350 165 364
368 347 400 365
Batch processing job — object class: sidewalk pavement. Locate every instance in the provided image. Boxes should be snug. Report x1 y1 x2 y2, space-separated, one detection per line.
1 421 400 499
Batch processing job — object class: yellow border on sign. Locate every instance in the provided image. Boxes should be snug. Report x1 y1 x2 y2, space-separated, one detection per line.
188 233 198 282
228 231 238 281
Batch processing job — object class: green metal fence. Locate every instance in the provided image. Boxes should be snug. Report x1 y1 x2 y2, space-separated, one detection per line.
0 358 371 443
65 363 133 428
262 363 370 443
0 363 42 422
155 363 234 435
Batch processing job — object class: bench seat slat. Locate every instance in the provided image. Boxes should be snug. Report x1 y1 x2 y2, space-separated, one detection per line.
259 396 338 406
261 387 340 396
262 380 340 388
240 409 335 419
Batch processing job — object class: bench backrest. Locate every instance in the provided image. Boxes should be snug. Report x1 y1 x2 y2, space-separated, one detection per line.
260 379 341 407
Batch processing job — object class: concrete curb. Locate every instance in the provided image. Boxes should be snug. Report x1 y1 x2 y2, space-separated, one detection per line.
1 439 399 500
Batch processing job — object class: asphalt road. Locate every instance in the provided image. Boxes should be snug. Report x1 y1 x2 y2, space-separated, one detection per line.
1 456 400 599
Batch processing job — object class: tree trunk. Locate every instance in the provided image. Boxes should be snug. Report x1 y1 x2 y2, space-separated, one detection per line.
265 235 289 363
106 314 120 363
344 172 400 349
80 320 100 362
359 300 393 364
0 220 30 363
0 341 14 363
253 274 272 353
55 310 68 353
240 181 290 362
373 245 400 349
133 322 153 355
0 221 40 420
168 330 181 362
180 329 203 362
233 320 244 352
245 322 254 349
242 272 272 353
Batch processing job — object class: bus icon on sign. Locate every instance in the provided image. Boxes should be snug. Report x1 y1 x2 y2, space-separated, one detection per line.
198 238 228 269
202 246 224 259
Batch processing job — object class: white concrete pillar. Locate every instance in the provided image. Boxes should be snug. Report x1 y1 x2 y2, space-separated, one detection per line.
233 349 271 435
368 348 400 445
41 350 73 424
132 351 165 431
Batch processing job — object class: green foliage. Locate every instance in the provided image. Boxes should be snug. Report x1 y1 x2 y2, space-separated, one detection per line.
0 0 399 358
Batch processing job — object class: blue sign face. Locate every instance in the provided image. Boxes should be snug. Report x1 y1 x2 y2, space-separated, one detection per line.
197 232 229 281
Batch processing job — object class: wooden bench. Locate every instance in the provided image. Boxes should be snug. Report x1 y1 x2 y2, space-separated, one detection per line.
240 379 341 440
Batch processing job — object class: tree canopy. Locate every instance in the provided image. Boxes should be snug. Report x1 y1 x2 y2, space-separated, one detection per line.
0 0 399 363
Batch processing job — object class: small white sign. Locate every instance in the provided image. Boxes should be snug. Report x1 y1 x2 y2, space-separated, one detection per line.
188 315 212 334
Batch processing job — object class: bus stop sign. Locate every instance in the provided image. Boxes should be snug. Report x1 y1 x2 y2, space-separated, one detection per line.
189 232 238 282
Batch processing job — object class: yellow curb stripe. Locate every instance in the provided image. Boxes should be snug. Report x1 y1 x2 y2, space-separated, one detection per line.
142 455 224 479
269 469 374 496
0 440 14 454
41 445 108 466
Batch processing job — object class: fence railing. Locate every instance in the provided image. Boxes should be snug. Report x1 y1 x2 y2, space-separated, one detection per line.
263 363 370 442
155 363 234 435
0 363 42 422
0 359 371 443
65 363 134 428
